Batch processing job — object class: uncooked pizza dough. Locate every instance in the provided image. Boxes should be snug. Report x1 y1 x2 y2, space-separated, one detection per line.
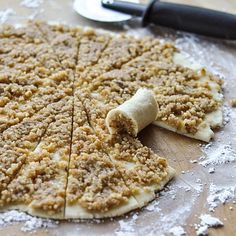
0 21 223 219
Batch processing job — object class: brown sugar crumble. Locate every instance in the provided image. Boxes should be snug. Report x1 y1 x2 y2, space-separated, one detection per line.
0 21 223 218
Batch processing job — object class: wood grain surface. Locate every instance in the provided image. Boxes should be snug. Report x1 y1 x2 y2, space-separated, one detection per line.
0 0 235 235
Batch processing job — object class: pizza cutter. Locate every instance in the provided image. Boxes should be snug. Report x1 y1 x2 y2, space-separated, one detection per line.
73 0 236 39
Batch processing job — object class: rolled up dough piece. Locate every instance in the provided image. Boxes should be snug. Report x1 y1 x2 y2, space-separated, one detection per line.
106 88 158 137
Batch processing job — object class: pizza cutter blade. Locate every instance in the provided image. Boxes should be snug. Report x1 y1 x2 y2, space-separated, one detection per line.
73 0 139 23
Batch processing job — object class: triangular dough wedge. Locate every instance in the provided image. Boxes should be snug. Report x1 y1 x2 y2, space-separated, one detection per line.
0 98 69 194
35 21 80 69
151 52 223 142
77 33 158 85
0 98 72 219
65 94 139 219
77 90 174 212
0 23 73 133
105 134 175 208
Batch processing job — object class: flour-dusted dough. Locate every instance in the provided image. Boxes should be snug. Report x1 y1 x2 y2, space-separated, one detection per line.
106 88 158 137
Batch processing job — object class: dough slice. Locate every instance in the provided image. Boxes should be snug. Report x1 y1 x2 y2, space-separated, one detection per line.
106 134 175 208
0 24 73 132
151 53 223 142
76 28 111 68
0 98 70 199
66 150 139 219
65 93 139 219
0 97 73 219
0 22 46 44
35 21 80 69
0 86 70 133
78 90 174 211
78 34 157 85
0 22 73 91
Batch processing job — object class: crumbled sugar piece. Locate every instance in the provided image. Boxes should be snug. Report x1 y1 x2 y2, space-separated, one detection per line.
196 225 208 236
190 160 198 164
184 187 191 192
231 99 236 108
196 179 202 183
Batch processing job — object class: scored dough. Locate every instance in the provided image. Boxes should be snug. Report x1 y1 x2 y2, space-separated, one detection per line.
0 21 224 220
106 88 158 137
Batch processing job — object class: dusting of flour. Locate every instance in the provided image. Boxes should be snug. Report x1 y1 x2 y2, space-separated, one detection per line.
196 214 223 235
0 8 15 23
200 144 236 167
169 226 186 236
0 210 58 232
115 213 138 236
207 184 235 211
20 0 43 8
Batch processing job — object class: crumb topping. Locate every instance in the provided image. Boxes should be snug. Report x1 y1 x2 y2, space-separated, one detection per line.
0 21 223 217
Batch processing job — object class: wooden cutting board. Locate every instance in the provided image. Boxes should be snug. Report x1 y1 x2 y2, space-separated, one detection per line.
0 0 235 235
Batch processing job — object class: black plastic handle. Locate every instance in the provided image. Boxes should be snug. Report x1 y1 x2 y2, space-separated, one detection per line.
102 0 145 16
142 0 236 39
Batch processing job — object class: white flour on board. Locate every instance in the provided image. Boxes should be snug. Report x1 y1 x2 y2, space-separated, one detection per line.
0 8 15 24
222 105 231 126
196 214 223 236
28 8 44 20
207 184 235 211
174 34 236 78
169 226 186 236
20 0 43 8
200 144 236 167
0 210 58 232
115 213 138 236
145 200 161 212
